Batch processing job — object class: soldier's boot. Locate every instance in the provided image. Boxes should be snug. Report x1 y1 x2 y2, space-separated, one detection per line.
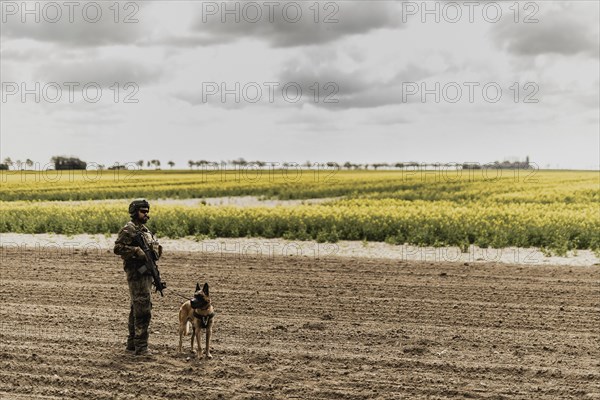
126 305 135 351
135 347 152 356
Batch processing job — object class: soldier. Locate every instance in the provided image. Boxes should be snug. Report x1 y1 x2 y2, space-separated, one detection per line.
114 199 163 356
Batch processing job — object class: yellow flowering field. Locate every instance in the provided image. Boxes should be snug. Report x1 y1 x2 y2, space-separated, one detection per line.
0 169 597 253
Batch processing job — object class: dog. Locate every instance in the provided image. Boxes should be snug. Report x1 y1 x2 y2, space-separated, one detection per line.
178 282 215 359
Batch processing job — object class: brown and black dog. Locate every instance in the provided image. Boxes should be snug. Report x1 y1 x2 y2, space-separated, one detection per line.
178 282 215 359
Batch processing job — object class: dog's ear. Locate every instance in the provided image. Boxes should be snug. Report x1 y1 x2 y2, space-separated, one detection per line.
202 282 209 296
195 282 200 292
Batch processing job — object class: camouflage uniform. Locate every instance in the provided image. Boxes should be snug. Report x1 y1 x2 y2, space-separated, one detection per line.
114 220 162 353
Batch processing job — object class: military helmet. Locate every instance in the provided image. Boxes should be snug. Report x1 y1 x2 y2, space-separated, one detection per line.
128 198 150 215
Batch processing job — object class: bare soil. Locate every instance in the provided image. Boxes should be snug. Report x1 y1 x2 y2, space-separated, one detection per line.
0 247 598 399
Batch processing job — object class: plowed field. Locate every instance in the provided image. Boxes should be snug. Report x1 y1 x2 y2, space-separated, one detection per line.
1 247 598 399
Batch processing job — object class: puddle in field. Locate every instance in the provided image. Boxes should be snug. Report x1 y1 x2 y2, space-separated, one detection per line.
1 233 598 267
23 196 340 207
154 196 340 207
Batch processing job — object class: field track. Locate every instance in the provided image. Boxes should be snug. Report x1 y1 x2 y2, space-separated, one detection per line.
1 247 598 399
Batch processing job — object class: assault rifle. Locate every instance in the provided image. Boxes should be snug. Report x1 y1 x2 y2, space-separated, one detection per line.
135 232 166 297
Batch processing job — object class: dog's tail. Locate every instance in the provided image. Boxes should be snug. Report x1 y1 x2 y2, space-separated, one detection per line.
184 320 192 336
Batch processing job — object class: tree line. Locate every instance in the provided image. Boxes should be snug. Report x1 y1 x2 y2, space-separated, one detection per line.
1 156 532 171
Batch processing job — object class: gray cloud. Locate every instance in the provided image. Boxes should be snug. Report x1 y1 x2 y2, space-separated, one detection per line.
276 57 433 109
541 80 600 111
2 2 402 50
33 59 162 88
172 90 249 109
1 47 52 62
492 4 599 58
140 34 225 49
173 58 434 110
187 2 403 48
370 114 412 126
57 115 123 126
1 2 146 47
277 110 344 132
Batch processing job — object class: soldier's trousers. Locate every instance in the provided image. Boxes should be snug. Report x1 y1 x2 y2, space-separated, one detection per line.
126 272 153 351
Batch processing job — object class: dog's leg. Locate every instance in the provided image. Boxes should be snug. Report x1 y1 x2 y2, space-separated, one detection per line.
178 317 187 353
178 325 183 353
196 329 203 359
205 323 213 359
178 308 188 354
190 327 195 353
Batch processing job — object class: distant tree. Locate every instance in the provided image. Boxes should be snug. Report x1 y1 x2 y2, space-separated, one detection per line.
3 157 13 169
0 164 8 170
303 161 312 169
168 161 175 169
231 157 247 167
343 162 352 170
462 163 481 170
25 159 33 169
51 156 86 170
394 162 404 169
150 159 161 170
136 160 144 168
188 160 195 169
147 161 152 168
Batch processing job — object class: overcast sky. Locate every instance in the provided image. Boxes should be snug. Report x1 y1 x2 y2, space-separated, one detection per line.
1 1 598 169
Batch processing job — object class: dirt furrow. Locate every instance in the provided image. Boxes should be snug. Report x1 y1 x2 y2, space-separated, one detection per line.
0 247 598 399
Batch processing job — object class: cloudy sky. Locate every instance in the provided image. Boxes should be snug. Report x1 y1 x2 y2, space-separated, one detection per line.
1 1 598 169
